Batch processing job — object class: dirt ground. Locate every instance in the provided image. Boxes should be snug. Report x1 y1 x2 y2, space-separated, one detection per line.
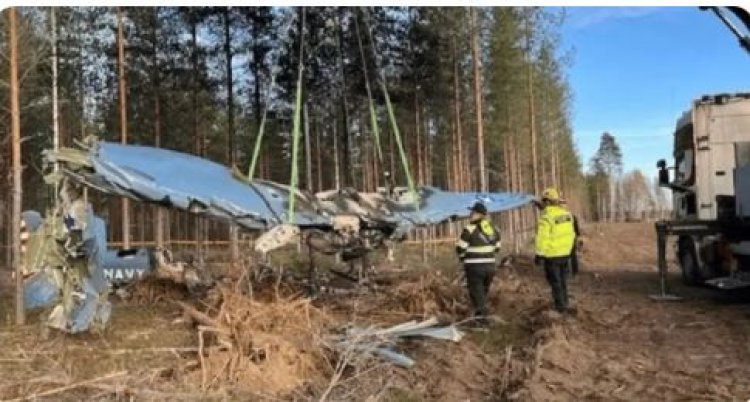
516 222 750 401
2 222 750 400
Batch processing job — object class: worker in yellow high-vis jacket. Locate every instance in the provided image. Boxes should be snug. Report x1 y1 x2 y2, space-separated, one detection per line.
456 202 501 326
535 188 576 312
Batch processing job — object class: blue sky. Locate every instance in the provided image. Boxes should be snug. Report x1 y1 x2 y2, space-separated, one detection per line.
558 7 750 176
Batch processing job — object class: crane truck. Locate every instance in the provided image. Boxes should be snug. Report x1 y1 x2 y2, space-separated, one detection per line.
656 93 750 291
653 7 750 294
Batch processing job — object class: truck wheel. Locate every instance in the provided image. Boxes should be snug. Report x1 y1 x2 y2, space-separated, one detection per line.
678 237 702 286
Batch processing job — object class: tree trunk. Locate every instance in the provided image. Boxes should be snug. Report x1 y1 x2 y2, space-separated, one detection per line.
610 178 617 222
373 127 380 189
304 102 312 192
224 8 239 267
525 14 539 196
510 134 521 251
336 9 352 187
151 8 164 249
389 124 396 184
540 143 547 189
316 118 323 191
333 123 341 190
470 8 486 192
362 119 371 191
250 10 265 178
503 138 516 250
597 180 604 222
224 9 235 166
408 8 423 187
8 6 24 324
420 113 433 186
117 7 130 249
51 8 60 205
78 37 85 139
551 129 559 189
138 205 146 242
78 37 89 204
448 114 455 190
452 34 464 191
414 94 423 185
190 12 204 263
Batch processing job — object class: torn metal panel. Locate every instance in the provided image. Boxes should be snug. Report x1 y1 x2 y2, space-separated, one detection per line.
395 325 465 342
332 317 464 368
24 272 58 309
21 200 206 333
45 140 532 242
21 210 43 232
46 141 323 230
21 201 112 333
371 347 416 368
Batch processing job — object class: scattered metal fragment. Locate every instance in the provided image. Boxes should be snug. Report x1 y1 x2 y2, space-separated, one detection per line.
331 317 465 368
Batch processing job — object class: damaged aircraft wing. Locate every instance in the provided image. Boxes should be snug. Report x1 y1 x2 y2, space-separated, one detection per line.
29 138 531 334
45 138 533 240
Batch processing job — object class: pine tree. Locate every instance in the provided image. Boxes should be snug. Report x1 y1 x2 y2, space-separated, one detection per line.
590 132 623 221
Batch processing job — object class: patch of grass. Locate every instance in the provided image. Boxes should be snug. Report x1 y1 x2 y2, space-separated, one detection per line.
469 319 529 355
387 387 423 402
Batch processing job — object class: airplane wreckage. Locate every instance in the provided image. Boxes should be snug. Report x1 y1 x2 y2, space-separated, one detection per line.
22 138 532 333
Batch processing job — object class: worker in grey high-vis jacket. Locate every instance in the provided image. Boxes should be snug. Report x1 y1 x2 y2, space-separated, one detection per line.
456 202 501 325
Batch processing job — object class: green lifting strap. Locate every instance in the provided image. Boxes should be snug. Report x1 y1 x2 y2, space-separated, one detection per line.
247 72 276 180
354 12 383 163
287 8 306 223
363 8 419 209
248 15 296 181
381 81 418 208
368 94 383 162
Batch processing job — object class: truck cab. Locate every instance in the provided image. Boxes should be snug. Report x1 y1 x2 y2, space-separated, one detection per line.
658 92 750 286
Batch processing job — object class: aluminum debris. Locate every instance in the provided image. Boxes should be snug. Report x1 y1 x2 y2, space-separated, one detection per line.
44 139 532 244
332 317 465 368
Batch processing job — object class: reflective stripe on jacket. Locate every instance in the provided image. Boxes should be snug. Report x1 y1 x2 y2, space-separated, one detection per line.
456 219 501 265
535 204 575 258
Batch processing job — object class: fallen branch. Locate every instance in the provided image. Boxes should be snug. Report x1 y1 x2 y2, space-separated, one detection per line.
175 301 221 328
58 346 199 356
498 345 514 394
7 371 127 401
199 328 207 391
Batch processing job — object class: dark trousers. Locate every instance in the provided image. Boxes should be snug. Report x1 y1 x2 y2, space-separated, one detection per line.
543 257 570 311
570 243 579 276
464 264 496 318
